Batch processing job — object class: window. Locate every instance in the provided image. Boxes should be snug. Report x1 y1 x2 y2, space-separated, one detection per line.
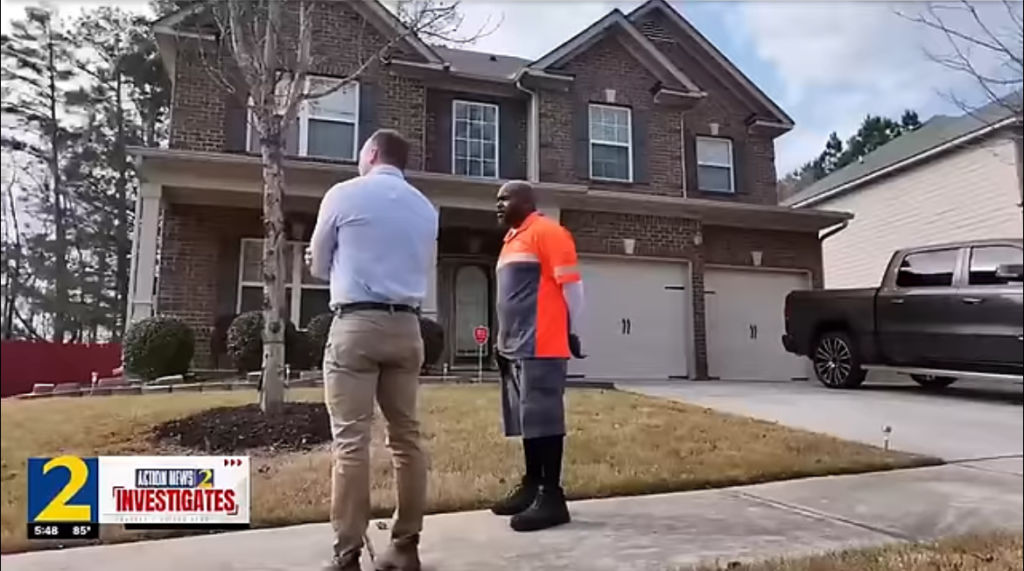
968 246 1024 285
588 104 632 181
895 249 958 288
696 137 734 193
246 76 359 161
452 100 498 178
237 238 331 328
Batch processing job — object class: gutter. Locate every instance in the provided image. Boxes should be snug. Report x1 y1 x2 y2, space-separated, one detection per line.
792 115 1020 208
515 78 540 182
820 220 849 241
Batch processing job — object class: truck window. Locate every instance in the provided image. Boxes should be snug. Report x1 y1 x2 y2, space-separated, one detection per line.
895 249 957 287
968 246 1024 285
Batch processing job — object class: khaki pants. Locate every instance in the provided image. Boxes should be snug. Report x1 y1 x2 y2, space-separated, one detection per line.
323 310 426 558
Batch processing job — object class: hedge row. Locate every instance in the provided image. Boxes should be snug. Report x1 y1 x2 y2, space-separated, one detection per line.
124 312 446 380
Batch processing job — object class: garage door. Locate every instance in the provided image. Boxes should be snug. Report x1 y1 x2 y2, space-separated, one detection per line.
569 257 690 379
704 268 810 381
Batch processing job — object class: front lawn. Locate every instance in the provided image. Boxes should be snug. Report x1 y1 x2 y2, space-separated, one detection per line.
693 531 1023 571
1 385 937 553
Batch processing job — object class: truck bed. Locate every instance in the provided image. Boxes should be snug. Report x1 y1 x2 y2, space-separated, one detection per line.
783 287 877 358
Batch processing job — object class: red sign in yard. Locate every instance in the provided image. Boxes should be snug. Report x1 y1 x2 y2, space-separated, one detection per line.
473 326 489 345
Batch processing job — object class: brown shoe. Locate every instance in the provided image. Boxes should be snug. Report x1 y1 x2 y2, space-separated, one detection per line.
374 534 421 571
323 550 361 571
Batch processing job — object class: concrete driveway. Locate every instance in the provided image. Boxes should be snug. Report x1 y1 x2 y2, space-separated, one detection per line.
621 374 1023 462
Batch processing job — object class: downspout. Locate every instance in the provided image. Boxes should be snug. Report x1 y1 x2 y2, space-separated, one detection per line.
515 76 540 182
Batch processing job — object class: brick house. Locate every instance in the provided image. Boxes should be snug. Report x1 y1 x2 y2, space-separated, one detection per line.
129 0 849 380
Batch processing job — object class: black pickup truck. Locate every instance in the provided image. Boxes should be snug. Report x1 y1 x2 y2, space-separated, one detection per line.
782 239 1024 389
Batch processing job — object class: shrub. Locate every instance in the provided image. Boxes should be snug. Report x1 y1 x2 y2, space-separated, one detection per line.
123 316 195 381
226 311 314 372
306 313 334 368
419 317 445 370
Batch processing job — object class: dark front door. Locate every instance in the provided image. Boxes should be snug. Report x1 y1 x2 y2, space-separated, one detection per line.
950 245 1024 373
876 247 962 366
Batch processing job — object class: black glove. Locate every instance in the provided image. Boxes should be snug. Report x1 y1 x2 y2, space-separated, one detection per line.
569 333 586 359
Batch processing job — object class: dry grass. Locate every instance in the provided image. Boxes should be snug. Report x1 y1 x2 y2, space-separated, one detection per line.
1 385 936 553
692 531 1023 571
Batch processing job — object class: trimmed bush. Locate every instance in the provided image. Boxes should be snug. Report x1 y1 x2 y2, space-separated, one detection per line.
123 316 195 381
306 313 334 368
419 317 445 370
226 311 314 372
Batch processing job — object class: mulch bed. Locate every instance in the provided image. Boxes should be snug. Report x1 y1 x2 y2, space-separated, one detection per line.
151 403 331 454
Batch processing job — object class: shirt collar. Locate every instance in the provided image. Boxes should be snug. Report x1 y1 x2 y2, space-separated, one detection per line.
504 211 541 242
368 164 405 179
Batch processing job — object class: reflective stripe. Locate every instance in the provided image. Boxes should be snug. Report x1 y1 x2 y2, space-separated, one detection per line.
497 252 540 270
553 264 579 279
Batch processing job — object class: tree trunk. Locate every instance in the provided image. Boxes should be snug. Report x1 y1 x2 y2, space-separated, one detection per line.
259 120 287 416
114 71 129 341
47 26 67 344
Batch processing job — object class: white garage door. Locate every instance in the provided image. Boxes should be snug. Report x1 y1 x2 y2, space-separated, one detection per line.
569 257 690 379
705 268 810 381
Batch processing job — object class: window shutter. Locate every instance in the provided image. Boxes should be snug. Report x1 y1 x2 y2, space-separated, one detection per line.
574 103 591 181
358 82 378 149
224 93 248 153
499 103 525 179
632 109 649 184
436 96 453 173
731 138 743 195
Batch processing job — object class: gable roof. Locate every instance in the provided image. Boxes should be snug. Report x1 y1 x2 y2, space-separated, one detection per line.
527 8 701 93
784 96 1022 208
628 0 793 127
152 0 443 65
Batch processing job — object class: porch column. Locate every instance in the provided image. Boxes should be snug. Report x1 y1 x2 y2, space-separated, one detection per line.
126 182 163 325
423 205 439 321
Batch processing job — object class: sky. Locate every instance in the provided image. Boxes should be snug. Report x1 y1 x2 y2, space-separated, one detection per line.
1 0 1016 174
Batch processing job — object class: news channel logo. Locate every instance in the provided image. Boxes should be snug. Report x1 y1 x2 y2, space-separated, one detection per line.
27 456 250 540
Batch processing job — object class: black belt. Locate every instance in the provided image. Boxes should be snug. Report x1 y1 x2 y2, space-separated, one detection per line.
332 302 420 317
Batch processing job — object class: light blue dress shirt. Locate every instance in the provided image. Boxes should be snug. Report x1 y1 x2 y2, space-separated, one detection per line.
309 165 438 308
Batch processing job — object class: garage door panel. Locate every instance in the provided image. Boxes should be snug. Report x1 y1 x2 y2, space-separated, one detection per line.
571 257 690 380
706 269 810 381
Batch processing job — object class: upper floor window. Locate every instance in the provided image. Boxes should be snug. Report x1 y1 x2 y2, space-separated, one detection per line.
589 104 632 182
452 100 498 178
247 76 359 161
696 137 734 193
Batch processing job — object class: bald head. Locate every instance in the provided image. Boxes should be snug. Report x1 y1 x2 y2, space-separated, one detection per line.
496 180 536 229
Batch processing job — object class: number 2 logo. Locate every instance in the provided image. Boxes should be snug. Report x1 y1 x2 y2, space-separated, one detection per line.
35 456 92 522
198 469 213 488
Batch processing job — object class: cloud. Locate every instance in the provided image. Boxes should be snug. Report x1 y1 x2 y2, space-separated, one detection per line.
738 1 1017 173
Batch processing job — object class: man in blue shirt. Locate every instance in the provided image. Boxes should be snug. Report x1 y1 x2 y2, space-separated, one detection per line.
309 129 438 571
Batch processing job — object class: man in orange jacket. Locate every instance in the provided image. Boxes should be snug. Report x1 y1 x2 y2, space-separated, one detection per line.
490 180 586 532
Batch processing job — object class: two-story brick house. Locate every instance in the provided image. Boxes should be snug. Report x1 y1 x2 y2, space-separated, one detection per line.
129 0 849 381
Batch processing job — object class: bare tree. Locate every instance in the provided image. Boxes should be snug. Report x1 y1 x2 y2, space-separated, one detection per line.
186 0 493 414
899 1 1022 121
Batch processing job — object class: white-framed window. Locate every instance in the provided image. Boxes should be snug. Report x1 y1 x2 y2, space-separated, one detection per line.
696 136 734 193
452 100 499 178
588 104 632 182
246 76 360 161
237 238 331 329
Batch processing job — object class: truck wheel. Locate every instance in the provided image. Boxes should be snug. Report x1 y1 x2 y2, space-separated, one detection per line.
911 374 957 390
812 331 866 389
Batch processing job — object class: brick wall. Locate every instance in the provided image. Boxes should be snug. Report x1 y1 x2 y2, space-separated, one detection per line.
634 11 781 205
539 34 683 195
169 2 427 168
157 204 262 366
703 226 824 287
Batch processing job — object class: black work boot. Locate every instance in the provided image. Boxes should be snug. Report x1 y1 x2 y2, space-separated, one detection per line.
490 477 539 516
510 485 571 532
374 534 421 571
323 549 361 571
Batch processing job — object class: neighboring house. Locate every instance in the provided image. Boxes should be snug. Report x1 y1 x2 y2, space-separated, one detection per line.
128 0 848 381
783 99 1024 290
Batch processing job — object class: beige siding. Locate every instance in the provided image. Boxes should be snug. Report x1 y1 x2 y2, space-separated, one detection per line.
814 136 1023 289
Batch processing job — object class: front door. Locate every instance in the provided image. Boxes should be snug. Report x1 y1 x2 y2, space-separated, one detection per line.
876 247 962 366
453 265 490 360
